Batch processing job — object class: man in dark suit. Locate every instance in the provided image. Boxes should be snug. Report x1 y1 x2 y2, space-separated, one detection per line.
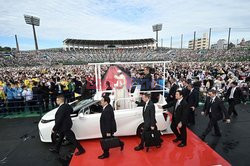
41 82 50 112
167 78 179 103
48 78 57 108
200 89 230 141
161 90 189 147
226 81 245 117
134 92 157 151
74 77 83 94
98 96 124 159
32 81 43 113
55 79 65 96
141 67 152 91
181 79 190 100
187 83 199 126
49 95 85 156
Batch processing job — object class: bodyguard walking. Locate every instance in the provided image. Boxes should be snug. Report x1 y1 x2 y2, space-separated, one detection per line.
200 89 230 141
98 96 124 159
49 95 85 156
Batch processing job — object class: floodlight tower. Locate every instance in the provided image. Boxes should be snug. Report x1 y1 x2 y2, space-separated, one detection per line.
152 24 162 49
24 15 40 51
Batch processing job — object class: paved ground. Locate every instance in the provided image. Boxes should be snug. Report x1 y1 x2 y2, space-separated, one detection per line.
0 103 250 166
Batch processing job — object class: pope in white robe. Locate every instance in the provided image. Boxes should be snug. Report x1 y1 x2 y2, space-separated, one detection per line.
114 70 129 110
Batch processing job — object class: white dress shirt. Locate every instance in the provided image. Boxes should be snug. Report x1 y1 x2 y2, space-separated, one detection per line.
103 104 108 110
229 87 236 99
144 100 150 110
175 98 183 110
209 96 216 113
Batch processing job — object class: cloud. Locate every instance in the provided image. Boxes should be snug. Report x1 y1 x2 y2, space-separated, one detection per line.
0 0 249 49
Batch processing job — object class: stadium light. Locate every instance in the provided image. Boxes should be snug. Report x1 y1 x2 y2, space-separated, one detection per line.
152 24 163 49
24 14 40 51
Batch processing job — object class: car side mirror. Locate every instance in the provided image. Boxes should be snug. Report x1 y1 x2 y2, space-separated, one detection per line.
79 112 84 119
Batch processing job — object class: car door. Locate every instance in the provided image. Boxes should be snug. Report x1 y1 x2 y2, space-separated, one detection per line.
114 107 143 136
73 104 102 140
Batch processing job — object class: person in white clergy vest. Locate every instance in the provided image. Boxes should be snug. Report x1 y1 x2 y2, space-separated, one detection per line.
114 70 129 110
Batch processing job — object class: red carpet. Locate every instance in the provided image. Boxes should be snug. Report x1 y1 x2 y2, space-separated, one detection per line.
70 130 231 166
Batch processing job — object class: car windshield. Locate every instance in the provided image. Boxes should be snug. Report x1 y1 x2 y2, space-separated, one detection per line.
71 99 94 112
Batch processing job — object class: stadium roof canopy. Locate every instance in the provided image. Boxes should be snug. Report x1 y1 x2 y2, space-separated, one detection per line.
63 38 155 46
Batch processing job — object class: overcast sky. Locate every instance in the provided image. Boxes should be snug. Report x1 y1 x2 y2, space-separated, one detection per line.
0 0 250 50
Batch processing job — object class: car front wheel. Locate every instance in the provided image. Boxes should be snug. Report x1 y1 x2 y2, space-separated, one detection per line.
136 123 144 137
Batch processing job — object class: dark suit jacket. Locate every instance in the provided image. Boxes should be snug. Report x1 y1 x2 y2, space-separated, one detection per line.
187 88 199 108
226 87 245 104
203 97 229 121
53 104 73 133
100 104 117 134
55 84 65 94
141 74 152 91
49 82 57 96
74 80 82 94
32 86 42 102
142 100 156 129
167 83 178 102
182 87 190 100
162 99 189 125
41 85 50 100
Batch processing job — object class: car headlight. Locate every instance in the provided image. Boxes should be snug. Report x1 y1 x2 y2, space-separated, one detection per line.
41 119 54 123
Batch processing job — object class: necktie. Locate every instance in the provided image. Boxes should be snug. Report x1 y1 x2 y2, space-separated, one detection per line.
175 101 179 110
144 103 148 112
189 90 192 96
209 98 214 112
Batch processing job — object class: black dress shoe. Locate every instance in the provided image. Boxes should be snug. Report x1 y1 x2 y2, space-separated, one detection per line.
172 138 181 143
49 148 59 153
177 143 186 147
75 149 85 156
120 142 124 151
134 146 144 151
98 154 109 159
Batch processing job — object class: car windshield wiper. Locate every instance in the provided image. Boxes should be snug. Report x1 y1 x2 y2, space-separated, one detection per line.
41 119 54 123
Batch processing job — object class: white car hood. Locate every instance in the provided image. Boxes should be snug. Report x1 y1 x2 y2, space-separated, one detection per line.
42 107 58 120
41 101 78 121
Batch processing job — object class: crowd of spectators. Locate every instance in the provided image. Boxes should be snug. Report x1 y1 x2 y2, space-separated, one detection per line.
1 56 249 116
1 47 250 67
0 65 96 115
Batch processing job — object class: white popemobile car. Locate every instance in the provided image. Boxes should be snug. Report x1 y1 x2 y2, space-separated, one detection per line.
38 89 173 143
